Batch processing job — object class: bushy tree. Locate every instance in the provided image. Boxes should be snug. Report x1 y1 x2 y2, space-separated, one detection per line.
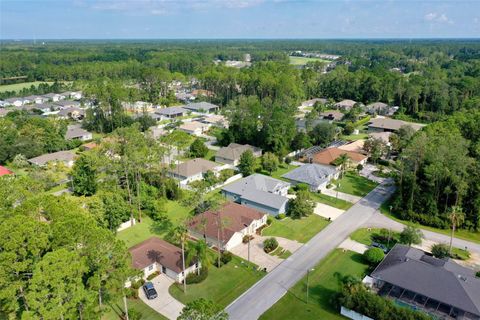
263 237 279 253
71 153 97 196
399 225 423 246
238 150 256 176
310 122 337 147
431 243 450 259
189 138 209 158
178 298 228 320
363 248 385 265
286 190 315 219
261 152 279 174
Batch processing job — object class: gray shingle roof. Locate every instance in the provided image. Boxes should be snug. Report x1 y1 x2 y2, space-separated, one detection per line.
183 102 219 112
371 244 480 316
65 126 91 140
216 143 261 162
155 106 188 116
28 150 76 166
282 164 337 188
169 158 219 178
222 174 290 210
368 117 425 131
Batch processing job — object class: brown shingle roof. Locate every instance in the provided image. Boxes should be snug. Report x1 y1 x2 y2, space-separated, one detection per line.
310 147 367 165
129 237 193 273
170 158 219 178
188 202 266 243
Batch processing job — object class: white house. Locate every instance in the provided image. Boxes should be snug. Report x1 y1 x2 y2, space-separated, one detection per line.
168 158 222 184
28 150 76 167
5 97 24 107
65 125 92 141
129 237 199 283
188 202 267 251
282 163 339 192
215 143 262 166
178 121 210 136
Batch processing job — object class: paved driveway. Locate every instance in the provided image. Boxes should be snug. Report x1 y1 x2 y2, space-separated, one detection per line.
230 235 302 272
138 274 184 320
322 188 362 203
313 202 345 220
339 238 369 254
226 181 396 320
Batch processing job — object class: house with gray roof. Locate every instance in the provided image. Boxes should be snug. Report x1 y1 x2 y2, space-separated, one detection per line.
183 102 219 114
155 106 188 119
28 150 77 167
5 97 24 107
215 143 262 166
57 107 85 120
282 164 339 191
368 244 480 320
168 158 222 184
368 117 425 133
65 125 92 141
54 100 81 109
42 93 64 102
334 99 358 111
221 173 290 216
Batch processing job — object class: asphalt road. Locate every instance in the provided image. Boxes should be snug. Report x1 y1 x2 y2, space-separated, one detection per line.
226 181 396 320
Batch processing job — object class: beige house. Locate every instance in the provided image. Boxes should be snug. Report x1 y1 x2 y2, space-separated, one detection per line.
168 158 221 183
215 143 262 166
178 121 210 136
334 99 358 111
368 117 425 133
28 150 77 167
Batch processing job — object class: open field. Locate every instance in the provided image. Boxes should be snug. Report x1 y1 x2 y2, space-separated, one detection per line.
289 56 329 65
260 249 369 320
0 81 54 93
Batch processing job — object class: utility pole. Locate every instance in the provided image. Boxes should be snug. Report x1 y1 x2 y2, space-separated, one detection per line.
123 294 129 320
306 268 315 304
244 224 251 264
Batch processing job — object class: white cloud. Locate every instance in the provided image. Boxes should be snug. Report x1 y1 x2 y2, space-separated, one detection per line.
424 12 453 24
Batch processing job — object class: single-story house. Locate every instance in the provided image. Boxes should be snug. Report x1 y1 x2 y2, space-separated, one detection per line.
0 165 13 177
301 98 327 108
57 107 85 120
42 93 64 102
221 174 291 216
155 106 188 119
309 147 367 168
168 158 221 183
368 117 425 133
188 202 267 251
178 121 210 136
65 125 92 141
201 114 228 128
319 111 344 121
368 244 480 320
338 140 367 154
54 100 81 109
24 95 46 104
191 89 214 98
282 163 339 191
62 91 82 100
215 143 262 166
129 237 199 283
5 97 24 107
365 102 389 115
0 100 9 108
175 92 195 102
28 150 76 167
368 131 392 145
33 103 56 113
183 102 220 114
334 99 358 111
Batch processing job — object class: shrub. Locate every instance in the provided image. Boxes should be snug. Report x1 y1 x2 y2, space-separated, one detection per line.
220 251 233 265
294 183 309 192
263 237 279 253
284 157 292 165
276 213 286 220
147 271 160 281
431 243 450 259
476 271 480 278
131 279 145 290
186 267 208 284
266 216 273 225
219 169 235 182
125 287 138 299
127 308 142 320
243 235 253 243
356 164 363 172
363 248 385 265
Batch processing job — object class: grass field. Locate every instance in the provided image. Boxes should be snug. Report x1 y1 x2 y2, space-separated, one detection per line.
169 254 265 308
0 81 54 93
336 172 378 197
260 249 369 320
310 192 353 210
257 163 298 180
103 297 167 320
289 56 329 66
262 215 329 243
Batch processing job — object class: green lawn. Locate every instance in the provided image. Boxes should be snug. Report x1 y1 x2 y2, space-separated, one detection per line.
116 200 193 247
341 133 369 141
335 172 378 197
169 254 265 308
0 81 54 93
310 192 353 210
203 149 216 161
380 198 480 244
262 215 329 243
258 163 298 180
103 297 167 320
260 249 369 320
350 228 399 250
270 246 292 259
289 56 329 66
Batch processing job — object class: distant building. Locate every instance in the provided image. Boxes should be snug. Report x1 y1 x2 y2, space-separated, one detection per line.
301 98 327 108
215 143 262 166
57 107 85 120
28 150 77 167
42 93 64 102
65 125 92 141
319 111 345 121
368 117 425 133
54 100 81 109
155 106 188 119
178 121 210 136
183 102 220 114
334 99 358 111
5 97 24 107
308 147 367 168
0 165 13 177
168 158 221 183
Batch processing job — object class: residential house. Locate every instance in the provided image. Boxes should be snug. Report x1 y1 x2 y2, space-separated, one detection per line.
178 121 210 136
221 174 290 216
338 140 367 154
65 125 92 141
282 163 339 191
301 98 327 107
0 100 9 108
365 102 390 115
201 114 228 128
367 244 480 320
368 117 425 133
155 106 188 119
57 107 85 120
24 95 46 104
28 150 76 167
319 111 345 121
54 100 81 109
129 237 199 282
175 92 195 102
0 165 13 177
309 147 367 168
183 102 220 114
215 143 262 166
191 89 214 98
334 99 358 111
33 103 56 113
369 131 393 145
5 97 24 107
61 91 83 100
42 93 64 102
168 158 221 184
188 202 267 251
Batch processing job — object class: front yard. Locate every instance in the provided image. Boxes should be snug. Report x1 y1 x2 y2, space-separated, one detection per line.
257 163 298 180
335 172 378 197
262 215 330 243
310 192 353 210
259 249 369 320
169 254 264 308
103 297 167 320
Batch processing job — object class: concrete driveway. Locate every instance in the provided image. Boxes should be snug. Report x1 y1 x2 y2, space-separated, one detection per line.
313 202 345 220
322 188 362 203
339 238 369 254
138 274 184 320
230 235 302 272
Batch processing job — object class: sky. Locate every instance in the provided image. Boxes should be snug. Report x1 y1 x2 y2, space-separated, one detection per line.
1 0 479 39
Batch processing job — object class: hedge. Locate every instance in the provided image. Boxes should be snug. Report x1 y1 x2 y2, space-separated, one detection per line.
186 267 208 284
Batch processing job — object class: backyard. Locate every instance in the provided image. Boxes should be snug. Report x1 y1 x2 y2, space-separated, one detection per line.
169 254 265 308
259 249 369 320
257 163 298 180
262 215 329 243
335 172 378 197
289 56 329 66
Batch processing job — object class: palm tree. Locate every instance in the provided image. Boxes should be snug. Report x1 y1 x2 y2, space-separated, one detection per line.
337 153 349 179
448 206 465 255
186 240 211 275
170 225 188 293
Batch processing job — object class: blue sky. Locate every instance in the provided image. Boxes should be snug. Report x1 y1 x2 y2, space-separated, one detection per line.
1 0 479 39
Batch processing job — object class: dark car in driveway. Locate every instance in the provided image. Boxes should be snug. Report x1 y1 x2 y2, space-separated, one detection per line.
143 282 158 299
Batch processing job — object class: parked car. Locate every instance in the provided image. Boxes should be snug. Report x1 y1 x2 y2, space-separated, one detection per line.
143 282 158 299
371 241 389 253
